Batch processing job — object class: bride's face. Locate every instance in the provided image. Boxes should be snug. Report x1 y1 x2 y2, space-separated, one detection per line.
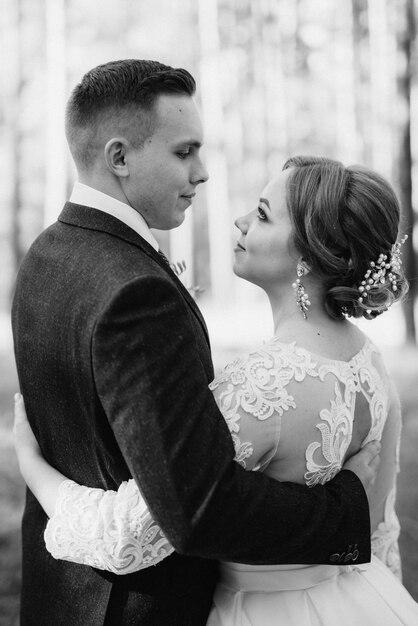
233 169 297 290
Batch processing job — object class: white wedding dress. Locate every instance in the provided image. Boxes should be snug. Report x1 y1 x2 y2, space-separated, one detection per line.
44 337 418 625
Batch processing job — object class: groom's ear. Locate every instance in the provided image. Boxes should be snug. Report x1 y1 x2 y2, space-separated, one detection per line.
104 138 129 178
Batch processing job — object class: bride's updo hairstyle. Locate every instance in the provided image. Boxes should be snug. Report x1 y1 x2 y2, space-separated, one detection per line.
283 156 409 320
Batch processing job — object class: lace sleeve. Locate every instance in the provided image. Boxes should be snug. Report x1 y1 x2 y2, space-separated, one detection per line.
371 485 402 579
43 341 295 572
44 478 174 575
369 381 402 580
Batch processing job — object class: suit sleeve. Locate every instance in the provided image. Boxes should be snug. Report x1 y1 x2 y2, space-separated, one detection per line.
92 273 371 565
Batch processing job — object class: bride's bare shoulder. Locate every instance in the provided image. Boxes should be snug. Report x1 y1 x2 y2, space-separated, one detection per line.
276 319 369 361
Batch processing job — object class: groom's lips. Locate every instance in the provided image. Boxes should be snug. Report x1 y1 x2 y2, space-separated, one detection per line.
235 242 246 252
180 193 196 207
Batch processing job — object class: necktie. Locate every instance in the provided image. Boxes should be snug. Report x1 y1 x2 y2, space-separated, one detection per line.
158 249 171 266
158 250 187 278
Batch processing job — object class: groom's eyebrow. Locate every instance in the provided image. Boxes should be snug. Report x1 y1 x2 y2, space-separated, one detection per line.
175 139 203 148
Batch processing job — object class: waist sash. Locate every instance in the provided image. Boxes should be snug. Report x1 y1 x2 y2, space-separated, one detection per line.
219 562 343 592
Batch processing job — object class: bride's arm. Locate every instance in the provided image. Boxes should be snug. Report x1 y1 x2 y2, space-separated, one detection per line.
13 342 281 574
13 393 174 574
13 343 282 573
13 393 65 518
368 383 403 579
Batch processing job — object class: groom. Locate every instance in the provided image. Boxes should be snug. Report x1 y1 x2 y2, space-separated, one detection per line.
12 60 379 625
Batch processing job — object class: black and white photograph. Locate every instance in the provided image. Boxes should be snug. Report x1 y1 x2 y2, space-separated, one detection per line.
1 1 418 624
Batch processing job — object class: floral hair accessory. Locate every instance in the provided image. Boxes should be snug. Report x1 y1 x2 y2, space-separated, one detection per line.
358 235 408 304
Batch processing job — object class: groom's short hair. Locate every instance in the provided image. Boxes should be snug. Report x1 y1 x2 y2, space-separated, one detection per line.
66 59 196 169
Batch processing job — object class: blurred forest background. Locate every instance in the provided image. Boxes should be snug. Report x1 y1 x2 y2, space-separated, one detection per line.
1 0 418 623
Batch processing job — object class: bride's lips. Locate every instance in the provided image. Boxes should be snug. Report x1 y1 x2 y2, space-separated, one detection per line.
234 242 246 252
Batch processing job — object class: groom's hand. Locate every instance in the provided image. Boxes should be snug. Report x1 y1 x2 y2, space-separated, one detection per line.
342 441 381 499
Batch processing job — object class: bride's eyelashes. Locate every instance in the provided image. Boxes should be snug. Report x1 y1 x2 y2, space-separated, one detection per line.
257 206 268 221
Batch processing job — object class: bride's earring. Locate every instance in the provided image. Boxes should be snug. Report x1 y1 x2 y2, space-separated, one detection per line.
292 263 311 319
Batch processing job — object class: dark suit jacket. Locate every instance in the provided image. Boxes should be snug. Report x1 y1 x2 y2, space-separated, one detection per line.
12 202 371 625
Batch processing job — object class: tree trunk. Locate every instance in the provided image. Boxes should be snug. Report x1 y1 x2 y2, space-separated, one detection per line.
9 0 25 279
332 0 358 163
261 0 289 175
367 0 395 179
44 0 67 227
351 0 372 165
397 0 416 344
197 0 234 301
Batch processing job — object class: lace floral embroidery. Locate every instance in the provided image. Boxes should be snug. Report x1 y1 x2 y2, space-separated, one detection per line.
371 486 402 579
44 479 174 575
303 341 389 486
305 383 353 486
209 341 318 468
43 337 400 579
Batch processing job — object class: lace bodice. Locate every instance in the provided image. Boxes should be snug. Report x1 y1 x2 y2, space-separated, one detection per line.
44 336 402 578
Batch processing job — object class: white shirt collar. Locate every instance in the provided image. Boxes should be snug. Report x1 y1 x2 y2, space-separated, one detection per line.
69 182 159 251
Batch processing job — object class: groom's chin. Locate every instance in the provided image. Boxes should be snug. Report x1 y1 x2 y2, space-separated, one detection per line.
158 212 187 231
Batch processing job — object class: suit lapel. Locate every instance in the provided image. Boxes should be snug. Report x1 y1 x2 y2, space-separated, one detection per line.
58 202 210 345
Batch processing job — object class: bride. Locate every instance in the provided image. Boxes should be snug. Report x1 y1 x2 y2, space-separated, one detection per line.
14 156 418 624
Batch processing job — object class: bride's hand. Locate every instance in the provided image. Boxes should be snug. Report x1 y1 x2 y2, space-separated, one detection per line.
13 393 41 466
13 392 67 518
343 440 381 500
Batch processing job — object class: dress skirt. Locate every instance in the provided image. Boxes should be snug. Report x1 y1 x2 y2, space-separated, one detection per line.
206 556 418 625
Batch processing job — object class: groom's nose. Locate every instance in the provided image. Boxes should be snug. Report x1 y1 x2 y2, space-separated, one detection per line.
192 159 209 186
